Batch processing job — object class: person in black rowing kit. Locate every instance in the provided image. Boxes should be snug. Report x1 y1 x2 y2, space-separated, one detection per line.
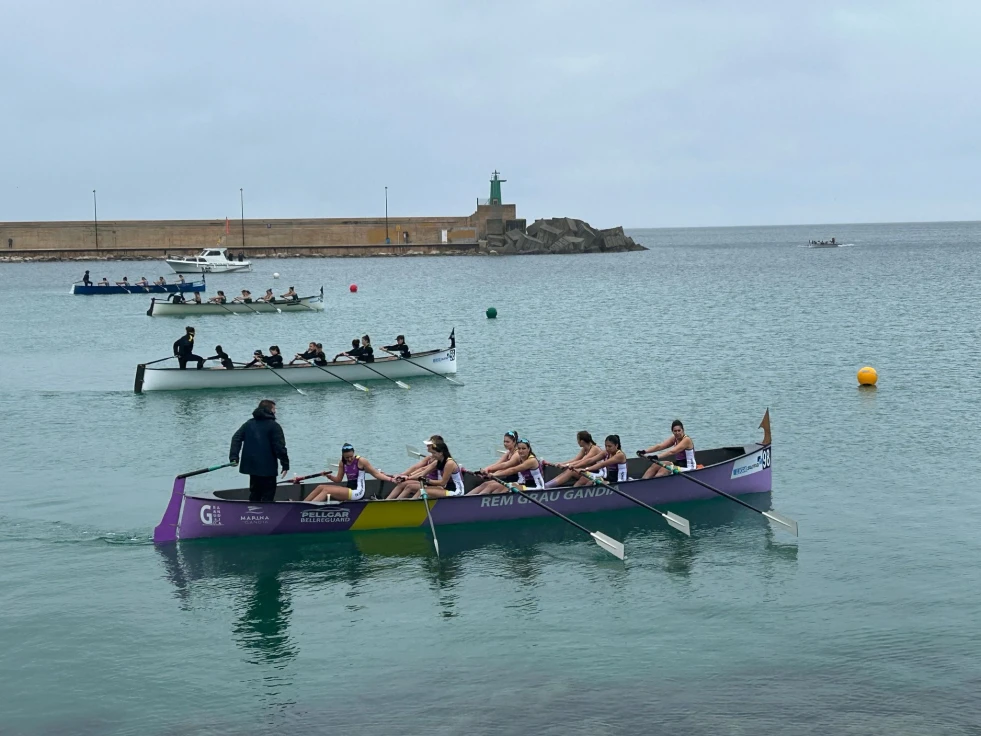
173 326 205 369
208 290 227 305
313 343 328 366
382 335 411 358
82 270 92 286
230 399 289 503
246 346 284 369
342 335 374 363
291 341 319 365
207 345 234 369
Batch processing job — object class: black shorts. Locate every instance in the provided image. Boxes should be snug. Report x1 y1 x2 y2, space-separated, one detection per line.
501 474 519 483
249 475 277 503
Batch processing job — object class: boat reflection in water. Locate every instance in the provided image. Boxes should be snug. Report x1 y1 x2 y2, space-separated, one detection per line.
157 492 795 616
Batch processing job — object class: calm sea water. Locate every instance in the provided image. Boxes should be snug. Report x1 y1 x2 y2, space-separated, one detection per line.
1 222 980 735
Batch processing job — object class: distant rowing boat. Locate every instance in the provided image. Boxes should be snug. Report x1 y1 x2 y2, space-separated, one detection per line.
147 289 324 316
72 280 206 295
134 346 457 392
152 420 773 544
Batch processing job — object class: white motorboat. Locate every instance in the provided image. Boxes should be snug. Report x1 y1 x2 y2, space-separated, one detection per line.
165 248 252 274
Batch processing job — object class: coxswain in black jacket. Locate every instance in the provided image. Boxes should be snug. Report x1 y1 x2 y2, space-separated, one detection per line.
230 400 289 502
173 326 205 369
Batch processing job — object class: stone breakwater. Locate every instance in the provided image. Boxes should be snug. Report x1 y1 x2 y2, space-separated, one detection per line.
485 218 646 255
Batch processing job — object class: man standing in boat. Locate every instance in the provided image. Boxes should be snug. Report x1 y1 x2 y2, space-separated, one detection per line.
230 399 290 503
173 326 205 370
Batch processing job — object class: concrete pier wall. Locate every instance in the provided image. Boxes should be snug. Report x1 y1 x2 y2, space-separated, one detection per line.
0 205 517 260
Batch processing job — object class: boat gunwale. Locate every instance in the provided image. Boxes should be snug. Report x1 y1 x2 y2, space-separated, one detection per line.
143 347 447 373
183 441 770 509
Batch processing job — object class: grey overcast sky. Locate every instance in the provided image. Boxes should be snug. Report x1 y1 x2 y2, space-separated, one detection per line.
1 0 978 227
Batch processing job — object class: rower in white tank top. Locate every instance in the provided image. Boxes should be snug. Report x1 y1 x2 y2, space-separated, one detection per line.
516 454 546 489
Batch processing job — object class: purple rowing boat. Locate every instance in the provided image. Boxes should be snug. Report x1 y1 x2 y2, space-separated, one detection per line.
153 415 775 545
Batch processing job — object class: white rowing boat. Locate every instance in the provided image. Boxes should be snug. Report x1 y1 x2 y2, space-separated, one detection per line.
147 290 324 316
134 347 458 392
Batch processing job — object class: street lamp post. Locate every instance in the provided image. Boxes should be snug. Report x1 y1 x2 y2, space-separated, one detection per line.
93 189 99 250
385 186 390 244
240 188 245 250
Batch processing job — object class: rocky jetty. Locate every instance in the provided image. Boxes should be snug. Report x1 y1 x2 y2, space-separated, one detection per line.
483 217 646 255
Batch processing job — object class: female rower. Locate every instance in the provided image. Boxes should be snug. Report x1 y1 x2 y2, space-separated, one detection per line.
304 444 394 502
280 286 298 301
640 420 695 478
468 437 544 495
136 276 149 286
387 441 464 499
467 430 520 495
574 434 628 486
208 290 227 304
544 430 605 488
395 435 444 478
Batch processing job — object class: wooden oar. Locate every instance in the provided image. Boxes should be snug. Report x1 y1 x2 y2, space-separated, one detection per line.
236 300 263 315
418 484 441 558
278 471 329 485
178 461 237 479
308 362 369 393
349 357 410 389
643 456 797 536
382 349 464 386
213 301 241 317
545 461 690 536
477 472 624 560
232 362 306 395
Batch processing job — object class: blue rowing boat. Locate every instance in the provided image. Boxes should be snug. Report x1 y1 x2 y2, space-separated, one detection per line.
72 279 206 295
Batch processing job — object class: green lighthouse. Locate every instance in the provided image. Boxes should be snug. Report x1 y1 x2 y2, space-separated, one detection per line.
489 170 506 206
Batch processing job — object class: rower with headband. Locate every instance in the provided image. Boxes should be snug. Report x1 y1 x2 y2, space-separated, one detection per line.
304 443 394 502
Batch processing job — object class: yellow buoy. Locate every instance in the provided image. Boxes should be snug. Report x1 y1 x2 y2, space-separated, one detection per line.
857 366 878 386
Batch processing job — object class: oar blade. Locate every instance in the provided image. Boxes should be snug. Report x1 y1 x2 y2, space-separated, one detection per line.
395 380 410 389
406 445 424 458
591 532 625 560
353 383 369 392
763 510 798 536
445 376 465 386
663 511 691 537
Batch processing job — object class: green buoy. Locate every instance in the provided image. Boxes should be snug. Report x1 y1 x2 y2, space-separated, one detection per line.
486 307 497 319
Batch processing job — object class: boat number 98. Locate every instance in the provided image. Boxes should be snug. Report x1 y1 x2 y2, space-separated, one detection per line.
758 448 771 469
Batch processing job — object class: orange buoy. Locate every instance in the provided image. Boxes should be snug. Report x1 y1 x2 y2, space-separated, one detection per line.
349 284 358 293
857 366 878 386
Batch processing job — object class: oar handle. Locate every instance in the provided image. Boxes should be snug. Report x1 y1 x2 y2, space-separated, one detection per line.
278 471 328 484
177 461 236 479
143 355 176 366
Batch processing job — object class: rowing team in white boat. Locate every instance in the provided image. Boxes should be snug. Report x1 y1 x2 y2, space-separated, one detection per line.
299 422 697 503
171 326 411 371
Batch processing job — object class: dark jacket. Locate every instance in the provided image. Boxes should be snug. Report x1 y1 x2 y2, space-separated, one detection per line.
173 333 195 356
230 406 289 477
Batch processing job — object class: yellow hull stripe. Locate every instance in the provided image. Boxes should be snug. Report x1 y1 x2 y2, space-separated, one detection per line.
350 499 436 530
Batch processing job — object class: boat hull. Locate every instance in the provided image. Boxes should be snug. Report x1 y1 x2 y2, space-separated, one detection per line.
148 295 324 316
154 445 773 543
166 260 253 274
135 347 457 392
72 281 205 295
